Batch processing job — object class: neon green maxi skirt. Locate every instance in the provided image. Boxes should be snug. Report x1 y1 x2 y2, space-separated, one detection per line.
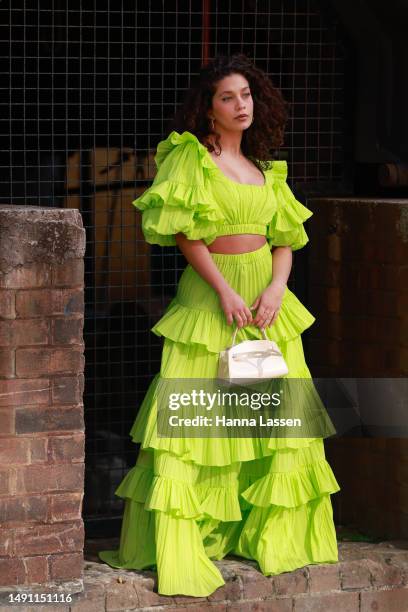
98 242 341 597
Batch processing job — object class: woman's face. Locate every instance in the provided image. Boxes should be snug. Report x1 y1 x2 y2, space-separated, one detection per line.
208 72 254 134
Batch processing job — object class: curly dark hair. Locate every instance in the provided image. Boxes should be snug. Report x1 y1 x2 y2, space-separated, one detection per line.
166 52 291 173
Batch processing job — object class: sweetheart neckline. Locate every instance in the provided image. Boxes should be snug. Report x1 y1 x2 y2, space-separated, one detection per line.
203 147 268 188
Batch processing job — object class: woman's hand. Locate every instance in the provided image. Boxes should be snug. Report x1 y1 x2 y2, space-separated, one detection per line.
218 286 254 328
250 281 286 330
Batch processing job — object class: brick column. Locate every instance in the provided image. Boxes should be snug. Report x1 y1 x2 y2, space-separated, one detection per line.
306 197 408 540
307 197 408 378
0 206 85 596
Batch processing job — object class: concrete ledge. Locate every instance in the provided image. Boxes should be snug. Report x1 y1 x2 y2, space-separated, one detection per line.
9 538 400 612
0 206 85 274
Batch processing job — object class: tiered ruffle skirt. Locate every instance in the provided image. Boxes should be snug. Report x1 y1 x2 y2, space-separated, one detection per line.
98 242 341 596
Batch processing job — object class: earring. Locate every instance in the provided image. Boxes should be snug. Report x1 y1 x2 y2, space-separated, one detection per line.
210 117 215 131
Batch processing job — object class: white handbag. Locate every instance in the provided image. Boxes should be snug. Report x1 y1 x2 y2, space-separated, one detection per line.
217 324 289 384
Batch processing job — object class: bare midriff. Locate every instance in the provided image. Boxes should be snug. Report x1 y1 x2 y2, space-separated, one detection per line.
207 234 267 254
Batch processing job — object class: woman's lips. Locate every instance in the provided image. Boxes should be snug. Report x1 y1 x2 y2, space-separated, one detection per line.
235 115 248 120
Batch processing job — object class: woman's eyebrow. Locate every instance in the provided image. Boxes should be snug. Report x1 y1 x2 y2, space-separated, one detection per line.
219 86 250 95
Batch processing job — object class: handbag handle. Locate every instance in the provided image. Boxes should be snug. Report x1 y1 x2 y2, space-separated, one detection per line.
232 347 283 360
231 323 268 347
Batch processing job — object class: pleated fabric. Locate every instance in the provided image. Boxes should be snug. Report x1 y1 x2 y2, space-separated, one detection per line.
98 242 341 597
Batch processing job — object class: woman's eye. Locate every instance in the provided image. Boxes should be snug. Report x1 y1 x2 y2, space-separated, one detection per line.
221 92 250 102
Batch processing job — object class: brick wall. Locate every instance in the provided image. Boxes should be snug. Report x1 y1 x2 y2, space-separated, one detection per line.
0 205 86 593
306 197 408 539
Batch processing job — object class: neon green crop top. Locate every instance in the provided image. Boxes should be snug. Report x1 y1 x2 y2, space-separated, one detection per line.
132 130 313 251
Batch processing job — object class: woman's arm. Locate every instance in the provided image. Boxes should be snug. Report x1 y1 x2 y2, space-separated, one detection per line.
251 246 292 329
270 245 292 289
175 233 229 295
175 232 253 328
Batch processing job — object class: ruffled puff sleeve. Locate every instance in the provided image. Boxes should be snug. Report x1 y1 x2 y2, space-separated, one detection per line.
266 160 313 251
132 131 224 247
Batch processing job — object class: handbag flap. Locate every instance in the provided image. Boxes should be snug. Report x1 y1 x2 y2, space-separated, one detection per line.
229 339 281 355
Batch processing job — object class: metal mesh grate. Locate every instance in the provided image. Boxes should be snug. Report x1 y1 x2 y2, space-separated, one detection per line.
1 1 351 533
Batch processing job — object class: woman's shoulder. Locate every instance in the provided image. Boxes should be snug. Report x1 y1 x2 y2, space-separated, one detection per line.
264 159 288 181
154 130 212 171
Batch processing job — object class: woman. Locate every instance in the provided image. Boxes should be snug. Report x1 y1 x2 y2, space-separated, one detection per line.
98 53 341 597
